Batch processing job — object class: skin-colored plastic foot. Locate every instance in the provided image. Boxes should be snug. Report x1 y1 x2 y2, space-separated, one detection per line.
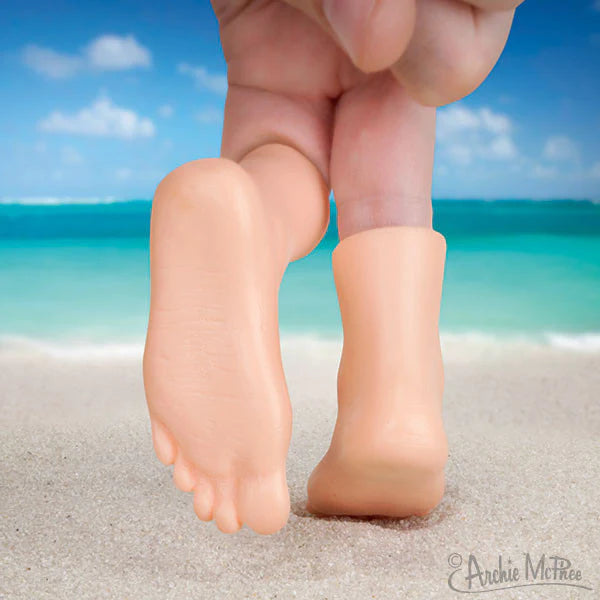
307 226 448 518
143 158 293 535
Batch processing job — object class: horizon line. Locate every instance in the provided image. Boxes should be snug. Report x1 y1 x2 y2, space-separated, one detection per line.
1 196 598 206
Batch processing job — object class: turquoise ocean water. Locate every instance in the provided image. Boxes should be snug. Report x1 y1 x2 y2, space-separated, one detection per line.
1 199 599 352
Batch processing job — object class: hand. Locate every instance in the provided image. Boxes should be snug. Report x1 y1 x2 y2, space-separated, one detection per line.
213 0 524 106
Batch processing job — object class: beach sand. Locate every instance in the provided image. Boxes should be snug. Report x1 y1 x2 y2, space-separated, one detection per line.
1 338 599 599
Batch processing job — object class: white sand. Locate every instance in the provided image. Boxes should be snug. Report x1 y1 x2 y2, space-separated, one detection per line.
1 339 599 599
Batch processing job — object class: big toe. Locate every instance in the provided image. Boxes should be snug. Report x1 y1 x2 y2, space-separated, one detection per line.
237 471 290 535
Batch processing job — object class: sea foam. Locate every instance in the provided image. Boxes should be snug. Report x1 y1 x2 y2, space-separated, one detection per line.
0 196 148 206
0 335 144 361
545 332 600 353
1 331 599 362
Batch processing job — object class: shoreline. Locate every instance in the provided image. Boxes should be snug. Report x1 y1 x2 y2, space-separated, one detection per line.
1 330 600 361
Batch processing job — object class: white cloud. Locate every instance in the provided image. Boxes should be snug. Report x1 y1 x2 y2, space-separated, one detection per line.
196 107 223 124
22 45 82 79
158 104 174 118
178 63 227 94
39 97 155 139
61 146 84 165
85 35 151 70
479 108 512 135
532 164 558 179
22 35 151 79
446 144 473 166
531 160 600 182
543 136 579 161
593 0 600 11
487 134 518 160
437 106 480 139
437 104 517 166
437 105 512 139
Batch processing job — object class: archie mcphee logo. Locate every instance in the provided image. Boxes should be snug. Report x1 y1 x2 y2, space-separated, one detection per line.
447 552 593 594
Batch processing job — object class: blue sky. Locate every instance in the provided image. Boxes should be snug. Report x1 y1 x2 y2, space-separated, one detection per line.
1 0 599 200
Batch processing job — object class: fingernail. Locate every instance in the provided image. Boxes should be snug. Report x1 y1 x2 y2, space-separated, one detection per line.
323 0 365 61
